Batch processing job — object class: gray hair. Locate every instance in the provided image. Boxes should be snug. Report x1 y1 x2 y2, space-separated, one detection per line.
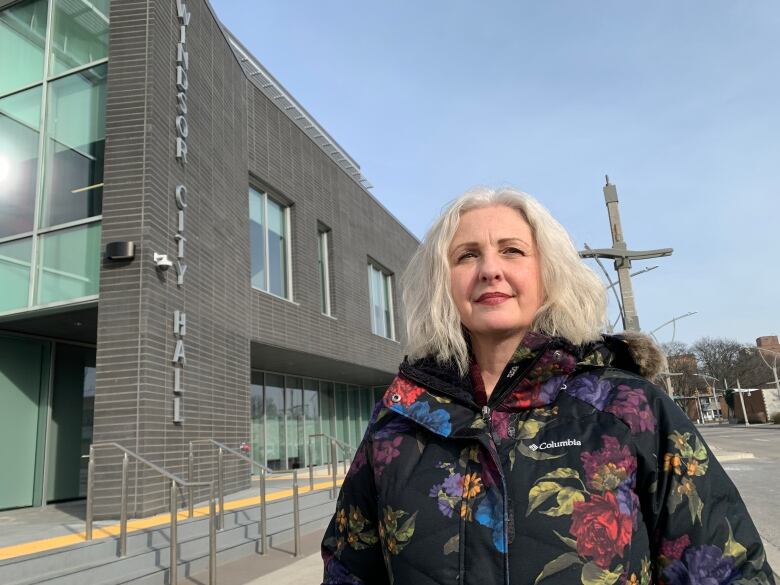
401 186 607 374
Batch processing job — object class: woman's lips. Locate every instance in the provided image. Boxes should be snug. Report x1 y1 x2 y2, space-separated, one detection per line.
475 293 512 305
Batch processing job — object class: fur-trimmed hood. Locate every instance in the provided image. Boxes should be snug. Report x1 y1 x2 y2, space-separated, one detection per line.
593 331 668 381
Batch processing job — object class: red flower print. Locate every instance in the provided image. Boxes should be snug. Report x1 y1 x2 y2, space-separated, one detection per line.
660 534 691 561
570 491 633 568
384 377 425 408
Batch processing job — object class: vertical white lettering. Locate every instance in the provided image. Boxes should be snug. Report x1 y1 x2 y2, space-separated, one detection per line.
176 66 188 91
176 137 188 162
177 43 189 70
176 91 187 115
173 396 183 422
174 261 187 286
175 0 191 25
175 234 186 258
174 367 183 394
172 339 186 364
173 310 187 337
175 115 189 138
175 185 187 209
177 209 185 232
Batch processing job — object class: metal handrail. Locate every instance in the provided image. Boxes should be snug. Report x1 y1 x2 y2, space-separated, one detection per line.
85 442 217 585
306 433 356 496
189 439 272 554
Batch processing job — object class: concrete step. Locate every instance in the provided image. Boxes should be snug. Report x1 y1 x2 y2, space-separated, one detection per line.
0 490 336 585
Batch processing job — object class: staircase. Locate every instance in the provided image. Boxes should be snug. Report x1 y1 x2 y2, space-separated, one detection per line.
0 489 336 585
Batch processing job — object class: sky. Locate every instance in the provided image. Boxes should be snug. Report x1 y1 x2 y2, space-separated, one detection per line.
210 1 780 347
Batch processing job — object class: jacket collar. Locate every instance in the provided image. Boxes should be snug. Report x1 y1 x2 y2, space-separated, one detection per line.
388 331 577 438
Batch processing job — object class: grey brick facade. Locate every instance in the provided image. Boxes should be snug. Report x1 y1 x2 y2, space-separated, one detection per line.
91 0 418 516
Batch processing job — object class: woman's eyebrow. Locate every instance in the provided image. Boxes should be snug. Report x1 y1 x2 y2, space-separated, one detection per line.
450 238 531 252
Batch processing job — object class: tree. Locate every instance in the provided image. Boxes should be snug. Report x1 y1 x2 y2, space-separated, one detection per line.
690 337 765 388
661 341 707 397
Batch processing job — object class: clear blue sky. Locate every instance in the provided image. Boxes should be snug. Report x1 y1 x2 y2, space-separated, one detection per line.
211 0 780 347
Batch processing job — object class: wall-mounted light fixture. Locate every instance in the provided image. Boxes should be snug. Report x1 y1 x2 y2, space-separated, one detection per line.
106 241 135 261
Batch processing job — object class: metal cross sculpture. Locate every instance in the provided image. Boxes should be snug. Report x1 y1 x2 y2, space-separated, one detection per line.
579 176 673 332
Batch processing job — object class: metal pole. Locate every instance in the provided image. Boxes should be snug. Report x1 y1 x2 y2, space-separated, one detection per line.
308 441 314 491
209 484 216 585
217 447 224 530
86 445 95 540
343 456 348 476
737 380 750 427
292 469 300 557
170 481 178 585
330 441 337 498
120 453 128 557
260 468 268 555
188 442 194 518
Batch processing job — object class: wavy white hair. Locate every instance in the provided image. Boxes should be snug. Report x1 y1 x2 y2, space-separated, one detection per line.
402 186 607 374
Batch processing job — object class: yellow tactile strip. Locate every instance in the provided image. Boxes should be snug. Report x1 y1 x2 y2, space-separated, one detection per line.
0 478 342 561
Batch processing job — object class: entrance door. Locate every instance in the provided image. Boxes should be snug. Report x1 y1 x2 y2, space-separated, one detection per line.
46 344 95 502
0 336 49 510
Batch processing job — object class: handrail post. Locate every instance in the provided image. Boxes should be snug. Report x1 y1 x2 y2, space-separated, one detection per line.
188 442 194 518
170 480 178 585
119 452 128 557
330 440 337 498
208 483 216 585
260 468 267 555
217 447 225 531
86 444 95 540
343 454 348 476
307 440 314 491
292 469 300 557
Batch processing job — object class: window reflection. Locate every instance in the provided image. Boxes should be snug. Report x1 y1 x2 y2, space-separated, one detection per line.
0 0 48 96
50 0 109 75
42 64 106 228
0 237 32 312
0 86 41 239
36 222 101 305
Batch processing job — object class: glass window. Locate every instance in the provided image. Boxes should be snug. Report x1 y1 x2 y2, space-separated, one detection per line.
320 381 335 440
249 188 290 299
368 263 395 339
41 64 106 228
318 228 331 315
0 0 48 96
303 378 321 465
264 374 284 471
349 387 361 446
0 237 33 312
36 222 100 305
0 86 41 239
285 377 304 469
50 0 109 75
250 372 264 467
249 187 265 290
335 383 349 450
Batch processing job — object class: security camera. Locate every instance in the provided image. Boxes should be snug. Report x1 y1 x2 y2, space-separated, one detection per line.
153 252 173 271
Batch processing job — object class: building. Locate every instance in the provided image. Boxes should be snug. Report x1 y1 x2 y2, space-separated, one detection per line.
0 0 418 516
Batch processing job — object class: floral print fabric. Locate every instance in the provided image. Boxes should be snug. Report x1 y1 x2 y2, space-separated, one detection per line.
321 333 775 585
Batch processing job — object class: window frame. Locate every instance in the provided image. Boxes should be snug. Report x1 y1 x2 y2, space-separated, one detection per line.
249 186 293 301
367 261 396 340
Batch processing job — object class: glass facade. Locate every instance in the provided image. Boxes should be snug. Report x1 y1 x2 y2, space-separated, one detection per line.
0 0 107 316
368 263 395 339
250 370 382 471
249 187 290 299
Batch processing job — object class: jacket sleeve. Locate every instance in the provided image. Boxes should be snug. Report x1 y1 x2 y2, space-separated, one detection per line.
321 429 389 585
633 383 775 584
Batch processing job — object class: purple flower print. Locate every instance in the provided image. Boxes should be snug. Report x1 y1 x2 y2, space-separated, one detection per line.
491 411 511 441
581 435 637 492
323 555 364 584
374 436 402 465
663 545 740 585
428 482 443 498
442 473 464 497
437 497 455 518
538 375 567 404
346 443 368 478
606 386 657 434
374 416 413 440
565 374 614 410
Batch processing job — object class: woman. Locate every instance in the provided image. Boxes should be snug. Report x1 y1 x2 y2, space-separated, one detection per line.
321 187 774 585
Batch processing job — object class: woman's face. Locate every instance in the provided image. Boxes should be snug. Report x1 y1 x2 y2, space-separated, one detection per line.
448 205 544 345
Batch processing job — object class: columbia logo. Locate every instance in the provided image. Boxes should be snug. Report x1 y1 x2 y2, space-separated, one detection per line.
529 439 581 451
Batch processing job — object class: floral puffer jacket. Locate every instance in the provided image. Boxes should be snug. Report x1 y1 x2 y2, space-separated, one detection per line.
321 331 775 585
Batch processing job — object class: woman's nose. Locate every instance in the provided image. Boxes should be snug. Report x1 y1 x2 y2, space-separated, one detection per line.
479 253 503 282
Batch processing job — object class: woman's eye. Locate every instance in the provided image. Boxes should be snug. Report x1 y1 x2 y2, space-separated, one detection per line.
503 247 525 256
457 251 476 262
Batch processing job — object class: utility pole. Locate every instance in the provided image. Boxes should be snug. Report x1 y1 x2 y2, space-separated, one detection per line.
580 176 674 332
736 379 750 427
